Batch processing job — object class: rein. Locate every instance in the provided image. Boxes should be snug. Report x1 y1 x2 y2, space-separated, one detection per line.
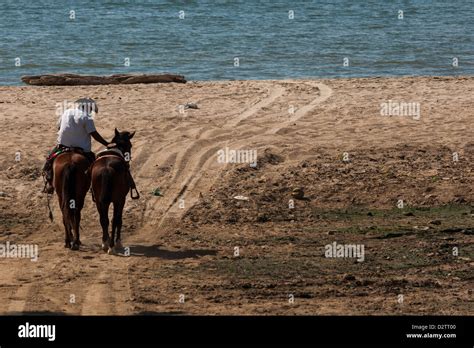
46 193 54 221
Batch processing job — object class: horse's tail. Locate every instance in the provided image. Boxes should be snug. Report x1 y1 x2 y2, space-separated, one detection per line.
99 168 113 204
61 164 77 225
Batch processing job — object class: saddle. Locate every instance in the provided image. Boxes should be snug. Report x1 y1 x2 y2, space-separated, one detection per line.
95 147 124 160
47 145 95 164
91 147 140 200
42 145 95 198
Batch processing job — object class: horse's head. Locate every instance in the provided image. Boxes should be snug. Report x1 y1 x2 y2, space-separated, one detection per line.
111 128 135 159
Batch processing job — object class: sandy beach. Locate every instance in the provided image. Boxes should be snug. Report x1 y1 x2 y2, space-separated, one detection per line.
0 76 473 315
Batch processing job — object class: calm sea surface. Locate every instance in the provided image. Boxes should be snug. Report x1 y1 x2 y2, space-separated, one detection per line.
0 0 473 85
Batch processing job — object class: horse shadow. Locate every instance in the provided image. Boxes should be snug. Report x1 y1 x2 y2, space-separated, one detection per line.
125 244 217 259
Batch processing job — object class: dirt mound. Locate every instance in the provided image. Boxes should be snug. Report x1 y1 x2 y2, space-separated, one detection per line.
184 145 474 225
5 164 42 181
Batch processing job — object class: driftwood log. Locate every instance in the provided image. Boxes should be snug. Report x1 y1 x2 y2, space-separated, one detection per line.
21 73 186 86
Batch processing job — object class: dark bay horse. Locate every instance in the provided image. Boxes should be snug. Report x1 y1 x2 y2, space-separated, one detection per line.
53 152 91 250
91 128 135 254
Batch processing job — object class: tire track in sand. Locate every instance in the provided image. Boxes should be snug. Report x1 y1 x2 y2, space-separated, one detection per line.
137 83 284 227
153 81 332 228
78 81 332 315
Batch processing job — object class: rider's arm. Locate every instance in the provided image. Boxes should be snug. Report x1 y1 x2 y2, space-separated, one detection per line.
90 131 109 147
83 115 108 147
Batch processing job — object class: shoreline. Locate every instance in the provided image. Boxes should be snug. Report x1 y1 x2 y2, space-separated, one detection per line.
1 74 474 88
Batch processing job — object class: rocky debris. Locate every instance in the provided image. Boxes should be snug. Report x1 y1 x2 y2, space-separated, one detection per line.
291 187 305 200
256 213 270 223
441 228 463 233
342 274 356 281
184 102 199 109
6 165 41 180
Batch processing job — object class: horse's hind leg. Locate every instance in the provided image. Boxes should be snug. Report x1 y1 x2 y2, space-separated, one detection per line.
60 197 72 248
71 210 81 250
98 203 110 252
112 200 125 250
63 215 72 248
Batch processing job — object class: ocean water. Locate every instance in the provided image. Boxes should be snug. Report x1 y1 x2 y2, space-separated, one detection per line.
0 0 473 85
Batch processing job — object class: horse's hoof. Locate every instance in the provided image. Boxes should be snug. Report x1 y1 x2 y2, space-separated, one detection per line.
64 243 70 248
107 247 115 255
101 242 109 252
71 243 80 251
115 240 123 249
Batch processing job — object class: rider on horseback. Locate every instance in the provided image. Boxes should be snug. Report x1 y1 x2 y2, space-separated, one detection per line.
42 98 137 195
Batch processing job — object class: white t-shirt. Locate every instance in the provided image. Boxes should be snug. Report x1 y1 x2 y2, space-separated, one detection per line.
57 108 96 152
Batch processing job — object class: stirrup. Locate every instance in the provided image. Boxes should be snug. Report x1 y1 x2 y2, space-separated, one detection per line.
130 187 140 200
43 185 54 194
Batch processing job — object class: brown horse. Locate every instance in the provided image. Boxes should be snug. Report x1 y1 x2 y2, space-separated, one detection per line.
91 129 135 254
53 151 91 250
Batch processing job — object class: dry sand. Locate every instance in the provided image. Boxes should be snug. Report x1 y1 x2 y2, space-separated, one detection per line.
0 76 473 315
